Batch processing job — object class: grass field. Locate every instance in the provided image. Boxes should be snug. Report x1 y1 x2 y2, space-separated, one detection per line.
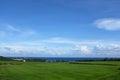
0 61 120 80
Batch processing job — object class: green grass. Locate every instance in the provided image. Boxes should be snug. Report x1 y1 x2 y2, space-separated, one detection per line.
0 61 120 80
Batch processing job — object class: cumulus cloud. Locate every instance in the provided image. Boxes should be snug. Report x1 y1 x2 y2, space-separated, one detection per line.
0 45 71 57
94 18 120 31
72 45 92 54
0 39 120 57
78 46 92 54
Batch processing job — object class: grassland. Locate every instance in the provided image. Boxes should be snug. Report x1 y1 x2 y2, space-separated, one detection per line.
0 61 120 80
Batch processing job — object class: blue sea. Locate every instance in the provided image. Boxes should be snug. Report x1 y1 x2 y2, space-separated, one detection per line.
10 57 106 62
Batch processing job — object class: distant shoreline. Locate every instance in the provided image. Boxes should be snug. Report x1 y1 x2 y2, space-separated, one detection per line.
8 57 120 62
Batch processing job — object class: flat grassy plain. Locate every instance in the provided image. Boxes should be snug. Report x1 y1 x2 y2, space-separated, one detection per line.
0 61 120 80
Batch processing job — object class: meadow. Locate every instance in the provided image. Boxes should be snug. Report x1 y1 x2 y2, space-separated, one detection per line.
0 61 120 80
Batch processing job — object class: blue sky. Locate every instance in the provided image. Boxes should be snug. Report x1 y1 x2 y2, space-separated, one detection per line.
0 0 120 57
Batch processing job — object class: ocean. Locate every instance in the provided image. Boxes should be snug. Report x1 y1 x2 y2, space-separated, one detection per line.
10 57 106 62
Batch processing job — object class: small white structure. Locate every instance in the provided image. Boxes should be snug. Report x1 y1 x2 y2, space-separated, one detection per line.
13 59 26 62
23 60 26 62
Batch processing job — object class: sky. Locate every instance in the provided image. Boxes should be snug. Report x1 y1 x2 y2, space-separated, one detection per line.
0 0 120 57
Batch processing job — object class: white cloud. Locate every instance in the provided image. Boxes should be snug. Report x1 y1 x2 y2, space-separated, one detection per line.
7 24 21 32
43 37 77 44
0 45 71 57
43 37 102 45
78 46 92 54
94 18 120 31
0 39 120 57
72 45 92 54
6 24 36 35
0 24 37 38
